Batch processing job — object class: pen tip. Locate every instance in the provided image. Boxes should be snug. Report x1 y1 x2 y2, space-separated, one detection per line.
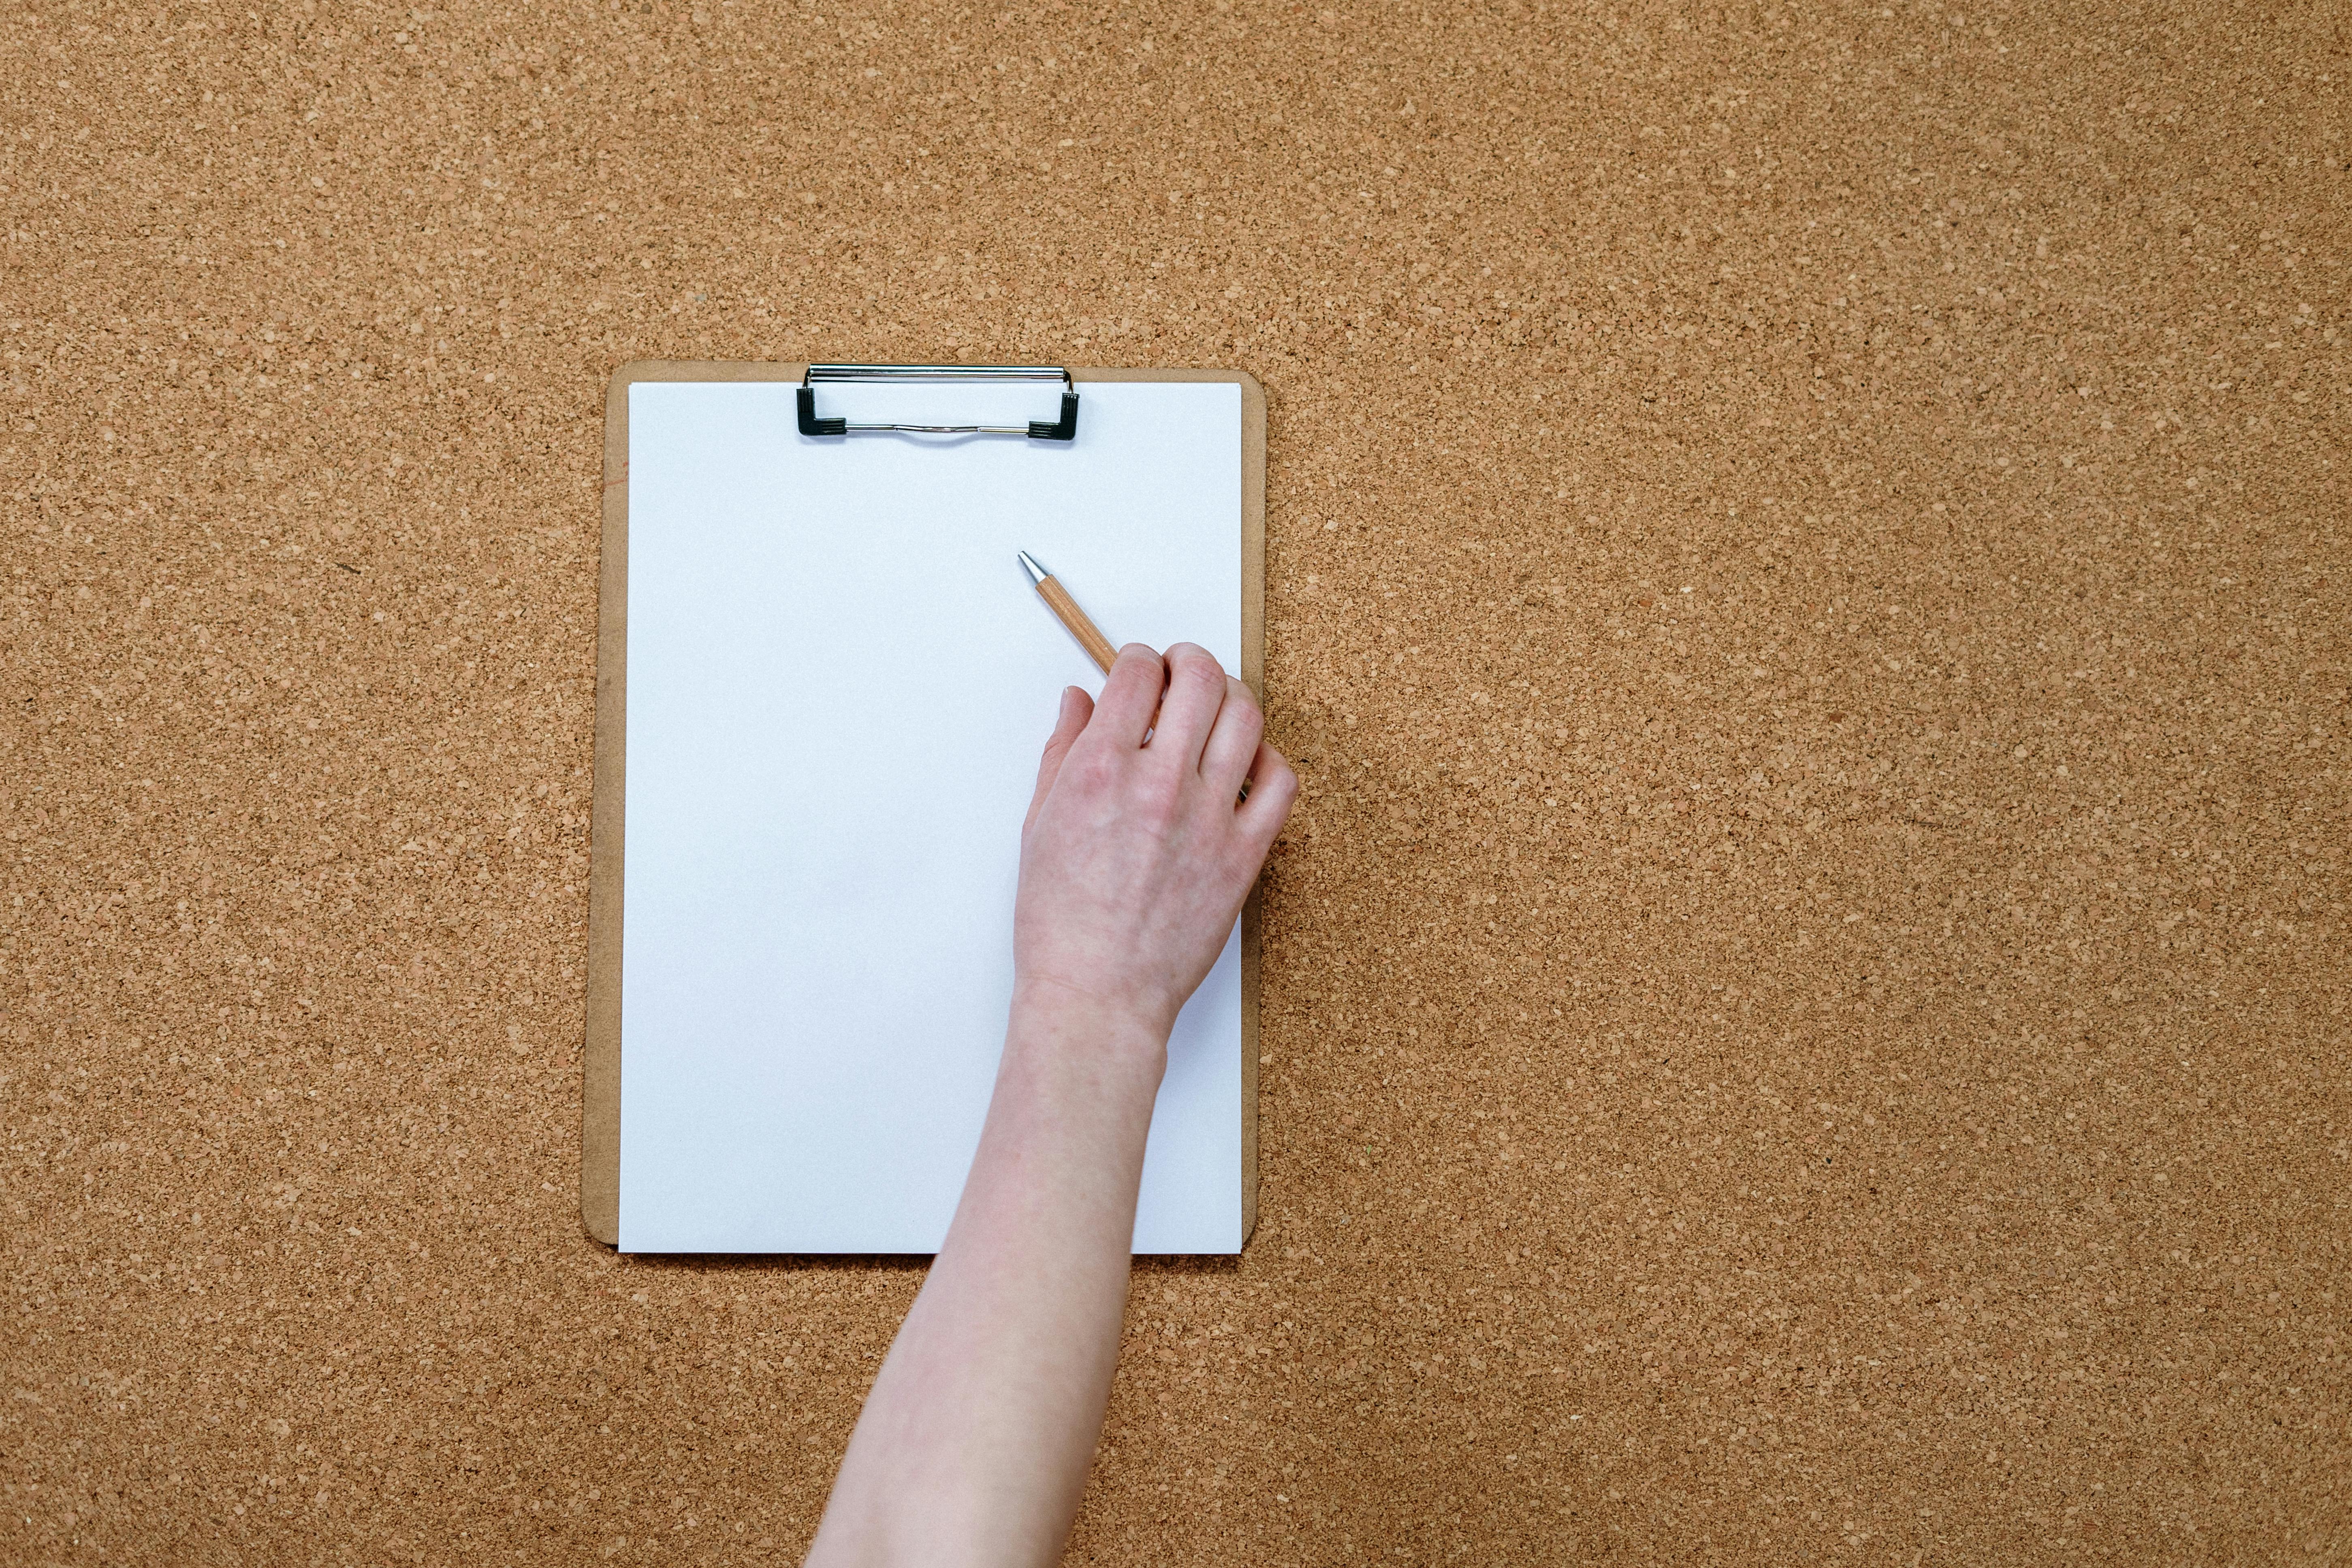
1017 550 1049 586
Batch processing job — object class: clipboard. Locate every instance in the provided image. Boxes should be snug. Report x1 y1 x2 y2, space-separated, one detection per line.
582 362 1268 1252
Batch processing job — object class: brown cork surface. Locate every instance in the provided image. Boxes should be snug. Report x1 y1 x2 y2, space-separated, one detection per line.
2 0 2344 1562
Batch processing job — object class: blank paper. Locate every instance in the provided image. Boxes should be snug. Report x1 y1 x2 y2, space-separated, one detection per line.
617 378 1245 1254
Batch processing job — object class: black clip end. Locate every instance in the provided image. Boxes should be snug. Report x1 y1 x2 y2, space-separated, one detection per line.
797 386 846 437
1027 390 1079 442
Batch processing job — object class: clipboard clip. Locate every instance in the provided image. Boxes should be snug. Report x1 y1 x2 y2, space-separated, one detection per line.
796 363 1080 442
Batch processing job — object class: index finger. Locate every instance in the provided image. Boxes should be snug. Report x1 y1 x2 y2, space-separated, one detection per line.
1085 644 1167 749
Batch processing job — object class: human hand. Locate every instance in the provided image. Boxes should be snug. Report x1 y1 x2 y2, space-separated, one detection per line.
1013 643 1299 1047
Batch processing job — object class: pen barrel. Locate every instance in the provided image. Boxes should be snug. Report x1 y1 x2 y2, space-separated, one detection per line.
1035 576 1119 674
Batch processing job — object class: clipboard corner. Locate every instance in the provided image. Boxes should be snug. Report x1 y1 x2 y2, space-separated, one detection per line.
581 1189 620 1249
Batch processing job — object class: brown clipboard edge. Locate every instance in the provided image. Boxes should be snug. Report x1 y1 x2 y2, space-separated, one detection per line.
583 363 1269 1252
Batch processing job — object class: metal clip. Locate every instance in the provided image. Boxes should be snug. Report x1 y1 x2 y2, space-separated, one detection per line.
796 363 1079 441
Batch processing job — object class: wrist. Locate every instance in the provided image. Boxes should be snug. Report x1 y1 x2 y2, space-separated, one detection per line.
1007 976 1172 1074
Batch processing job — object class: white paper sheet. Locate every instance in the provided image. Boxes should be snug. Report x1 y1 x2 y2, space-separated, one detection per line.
618 378 1245 1253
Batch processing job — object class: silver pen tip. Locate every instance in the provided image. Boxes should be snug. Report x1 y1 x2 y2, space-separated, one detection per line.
1017 550 1049 586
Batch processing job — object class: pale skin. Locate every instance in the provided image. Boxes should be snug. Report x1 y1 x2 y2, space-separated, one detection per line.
803 642 1300 1568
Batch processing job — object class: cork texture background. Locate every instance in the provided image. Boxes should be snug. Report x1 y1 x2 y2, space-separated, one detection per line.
3 0 2346 1562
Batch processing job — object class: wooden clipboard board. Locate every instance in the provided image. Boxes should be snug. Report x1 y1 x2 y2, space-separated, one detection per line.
581 363 1268 1249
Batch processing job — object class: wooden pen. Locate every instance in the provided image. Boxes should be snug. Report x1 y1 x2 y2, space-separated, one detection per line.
1019 550 1118 674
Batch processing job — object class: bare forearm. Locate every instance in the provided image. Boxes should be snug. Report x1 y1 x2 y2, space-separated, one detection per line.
805 993 1165 1568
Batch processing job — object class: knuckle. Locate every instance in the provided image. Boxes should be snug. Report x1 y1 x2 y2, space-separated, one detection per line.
1068 750 1122 794
1136 766 1187 817
1108 646 1166 699
1168 644 1225 684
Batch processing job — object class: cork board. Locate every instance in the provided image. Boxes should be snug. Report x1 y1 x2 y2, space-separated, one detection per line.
584 361 1268 1248
2 1 2345 1564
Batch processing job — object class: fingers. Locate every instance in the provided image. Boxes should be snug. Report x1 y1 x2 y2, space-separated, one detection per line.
1198 675 1264 796
1233 741 1299 851
1088 643 1167 748
1024 685 1093 832
1150 644 1231 767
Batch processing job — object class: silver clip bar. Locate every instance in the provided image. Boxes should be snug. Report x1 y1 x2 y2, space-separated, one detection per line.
797 363 1079 441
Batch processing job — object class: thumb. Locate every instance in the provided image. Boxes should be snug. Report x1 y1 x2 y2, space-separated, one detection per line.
1024 685 1093 830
